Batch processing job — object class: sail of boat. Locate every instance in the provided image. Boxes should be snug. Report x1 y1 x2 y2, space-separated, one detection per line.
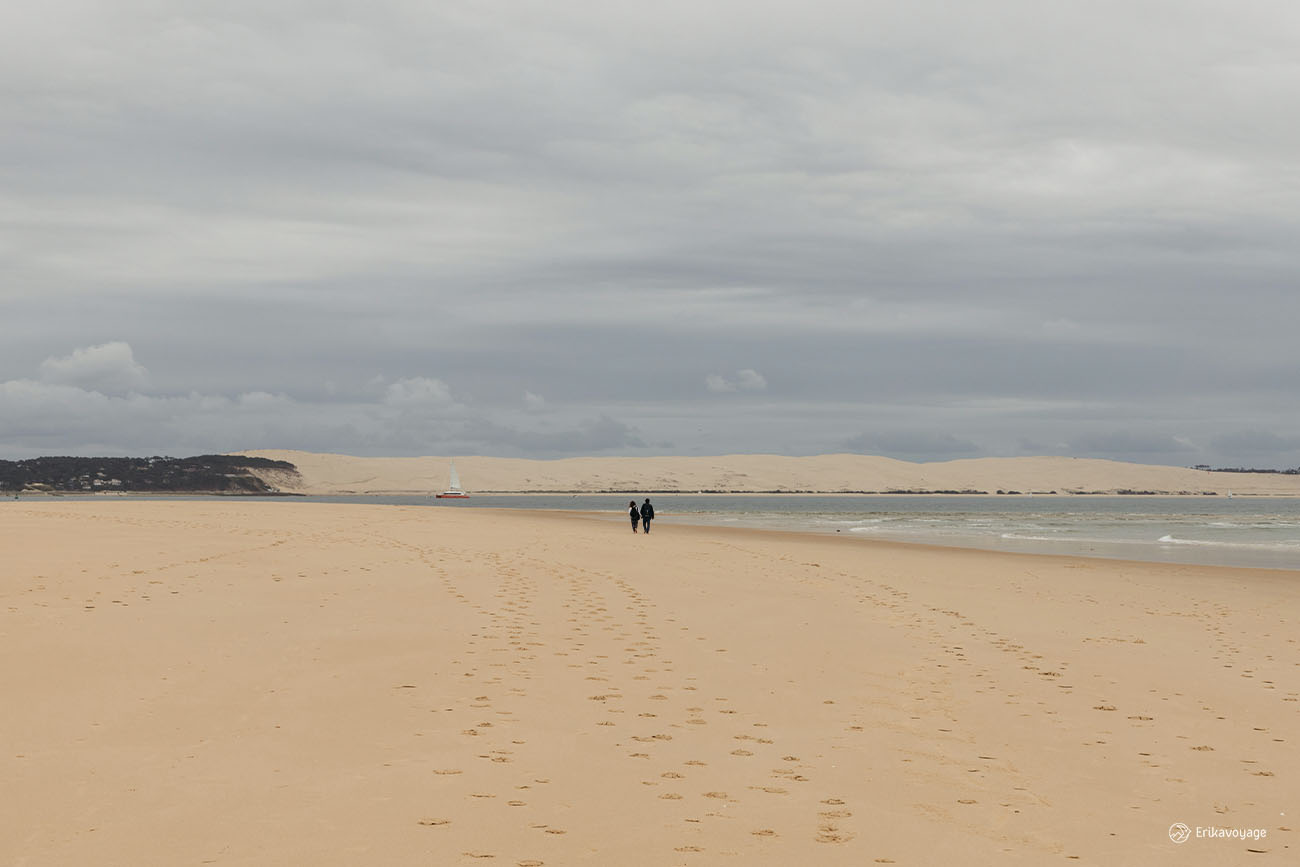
435 460 470 498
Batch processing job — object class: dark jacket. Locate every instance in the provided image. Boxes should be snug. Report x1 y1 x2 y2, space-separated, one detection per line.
640 501 654 521
629 505 640 521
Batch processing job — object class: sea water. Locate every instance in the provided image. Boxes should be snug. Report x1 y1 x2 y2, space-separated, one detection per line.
411 493 1300 571
22 493 1300 571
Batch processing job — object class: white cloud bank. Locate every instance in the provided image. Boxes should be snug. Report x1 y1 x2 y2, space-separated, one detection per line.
38 342 149 392
383 376 456 408
705 369 767 393
0 343 641 458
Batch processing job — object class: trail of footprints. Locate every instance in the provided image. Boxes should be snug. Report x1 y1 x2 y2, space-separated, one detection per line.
390 537 857 862
15 506 330 614
564 559 859 853
382 527 1293 861
685 542 1294 854
813 557 1293 851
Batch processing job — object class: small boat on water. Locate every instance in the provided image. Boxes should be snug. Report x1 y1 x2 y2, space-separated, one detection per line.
435 461 470 499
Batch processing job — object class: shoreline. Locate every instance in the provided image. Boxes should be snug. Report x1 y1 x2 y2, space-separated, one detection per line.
551 507 1300 576
8 493 1300 572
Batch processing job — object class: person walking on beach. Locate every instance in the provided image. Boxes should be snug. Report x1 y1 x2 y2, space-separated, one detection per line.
640 498 655 534
629 500 640 533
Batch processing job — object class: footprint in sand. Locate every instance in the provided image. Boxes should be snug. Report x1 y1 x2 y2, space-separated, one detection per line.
418 818 450 826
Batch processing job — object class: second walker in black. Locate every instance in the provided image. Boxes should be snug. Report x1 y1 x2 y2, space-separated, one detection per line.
639 498 655 534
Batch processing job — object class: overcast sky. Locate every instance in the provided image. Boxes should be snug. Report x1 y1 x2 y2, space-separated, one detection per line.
3 1 1298 465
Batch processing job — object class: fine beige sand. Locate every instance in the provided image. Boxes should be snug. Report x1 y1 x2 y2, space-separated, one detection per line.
239 449 1300 497
2 501 1296 865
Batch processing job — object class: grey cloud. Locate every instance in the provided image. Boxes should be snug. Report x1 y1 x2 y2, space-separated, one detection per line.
1015 437 1064 455
455 415 647 457
2 2 1298 465
842 431 981 460
0 379 298 457
1067 432 1198 457
1210 431 1300 458
0 343 635 459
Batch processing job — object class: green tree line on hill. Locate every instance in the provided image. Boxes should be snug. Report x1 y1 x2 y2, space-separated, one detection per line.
1191 465 1300 474
0 455 298 494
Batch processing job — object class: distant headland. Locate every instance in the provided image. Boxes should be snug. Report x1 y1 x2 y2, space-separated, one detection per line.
0 455 300 495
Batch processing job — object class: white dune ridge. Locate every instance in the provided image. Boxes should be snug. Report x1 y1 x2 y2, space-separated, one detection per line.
238 450 1300 497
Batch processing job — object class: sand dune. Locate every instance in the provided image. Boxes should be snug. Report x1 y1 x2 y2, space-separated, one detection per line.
239 449 1300 497
3 501 1293 864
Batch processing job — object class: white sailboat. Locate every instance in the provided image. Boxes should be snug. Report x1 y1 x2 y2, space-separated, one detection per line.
435 461 470 499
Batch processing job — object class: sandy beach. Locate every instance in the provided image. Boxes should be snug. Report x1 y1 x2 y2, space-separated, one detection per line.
2 501 1295 865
